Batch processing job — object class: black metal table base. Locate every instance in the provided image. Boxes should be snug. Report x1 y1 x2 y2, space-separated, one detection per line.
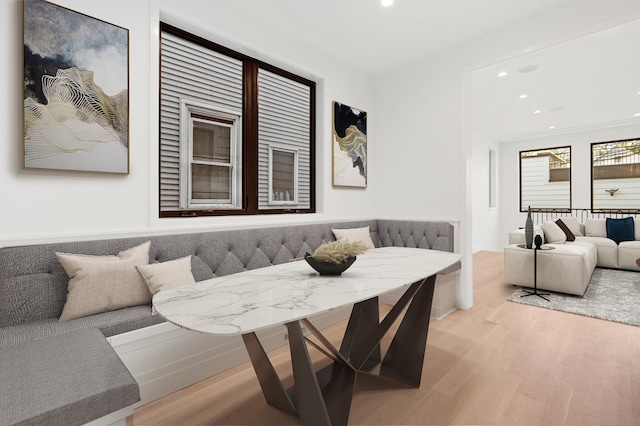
520 288 551 302
516 244 553 303
242 274 437 426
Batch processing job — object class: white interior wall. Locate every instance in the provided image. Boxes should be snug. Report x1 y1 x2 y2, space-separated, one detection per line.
374 0 640 309
4 0 640 311
0 0 376 246
499 122 640 245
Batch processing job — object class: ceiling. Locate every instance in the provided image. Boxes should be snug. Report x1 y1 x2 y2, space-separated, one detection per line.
472 18 640 141
226 0 639 142
230 0 573 75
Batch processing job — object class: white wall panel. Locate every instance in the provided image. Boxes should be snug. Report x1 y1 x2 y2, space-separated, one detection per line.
0 0 375 244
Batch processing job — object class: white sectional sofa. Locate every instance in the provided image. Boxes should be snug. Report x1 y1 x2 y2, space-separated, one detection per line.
504 216 640 296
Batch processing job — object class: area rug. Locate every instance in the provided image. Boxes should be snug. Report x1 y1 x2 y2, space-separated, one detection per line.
507 268 640 327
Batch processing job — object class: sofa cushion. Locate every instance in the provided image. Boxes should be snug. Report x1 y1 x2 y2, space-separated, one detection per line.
555 219 575 241
332 226 376 249
584 218 607 237
542 221 567 244
0 328 140 426
0 305 163 350
508 226 545 245
606 217 635 244
137 256 196 295
617 240 640 271
575 236 618 268
57 241 152 321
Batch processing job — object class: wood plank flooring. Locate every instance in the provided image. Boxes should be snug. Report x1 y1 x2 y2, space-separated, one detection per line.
130 251 640 425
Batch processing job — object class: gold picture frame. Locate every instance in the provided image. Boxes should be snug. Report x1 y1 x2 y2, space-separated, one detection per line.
23 0 129 174
332 101 367 188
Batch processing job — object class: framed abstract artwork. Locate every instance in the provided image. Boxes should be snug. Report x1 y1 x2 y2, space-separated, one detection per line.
332 101 367 187
23 0 129 174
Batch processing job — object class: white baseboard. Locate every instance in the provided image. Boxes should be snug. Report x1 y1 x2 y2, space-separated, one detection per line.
109 306 351 407
84 406 133 426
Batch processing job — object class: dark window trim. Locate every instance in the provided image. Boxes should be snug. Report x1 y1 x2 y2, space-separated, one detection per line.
159 23 316 218
590 138 640 213
519 145 572 213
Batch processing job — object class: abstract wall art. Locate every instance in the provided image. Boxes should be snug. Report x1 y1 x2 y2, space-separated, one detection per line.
23 0 129 173
332 101 367 188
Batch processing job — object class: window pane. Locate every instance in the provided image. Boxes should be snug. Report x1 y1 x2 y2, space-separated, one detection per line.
272 150 295 201
193 120 230 163
520 146 571 212
257 67 311 209
592 139 640 211
192 164 230 201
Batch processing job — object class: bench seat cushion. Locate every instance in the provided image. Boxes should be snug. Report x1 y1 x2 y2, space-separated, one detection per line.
0 305 163 349
0 328 140 426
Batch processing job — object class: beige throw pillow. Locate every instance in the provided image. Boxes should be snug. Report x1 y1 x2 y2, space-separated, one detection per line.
332 226 375 249
136 256 196 295
541 220 566 244
57 241 152 322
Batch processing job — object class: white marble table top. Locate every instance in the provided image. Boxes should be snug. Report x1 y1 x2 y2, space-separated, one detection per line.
153 247 462 336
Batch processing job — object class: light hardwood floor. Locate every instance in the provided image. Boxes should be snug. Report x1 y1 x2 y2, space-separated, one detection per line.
131 251 640 425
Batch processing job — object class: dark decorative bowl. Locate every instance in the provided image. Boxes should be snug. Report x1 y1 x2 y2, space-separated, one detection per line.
304 253 356 275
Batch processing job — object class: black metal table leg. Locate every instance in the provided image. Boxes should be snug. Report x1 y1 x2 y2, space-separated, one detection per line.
520 246 551 301
243 273 440 425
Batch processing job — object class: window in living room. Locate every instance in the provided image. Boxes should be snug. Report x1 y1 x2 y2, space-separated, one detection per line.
159 23 315 217
591 138 640 212
520 146 571 212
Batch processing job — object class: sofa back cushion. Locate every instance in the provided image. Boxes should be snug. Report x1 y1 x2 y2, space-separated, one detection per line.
0 221 366 327
584 218 607 237
0 220 454 327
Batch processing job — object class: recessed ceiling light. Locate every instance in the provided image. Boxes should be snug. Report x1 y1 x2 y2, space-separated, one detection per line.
634 113 640 117
381 0 393 6
519 94 527 99
549 126 556 130
518 64 539 73
534 110 541 114
497 71 507 77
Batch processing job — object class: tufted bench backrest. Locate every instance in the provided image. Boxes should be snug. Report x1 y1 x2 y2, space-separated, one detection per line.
0 220 454 328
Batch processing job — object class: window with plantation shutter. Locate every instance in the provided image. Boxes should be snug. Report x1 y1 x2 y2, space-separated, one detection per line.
159 23 315 217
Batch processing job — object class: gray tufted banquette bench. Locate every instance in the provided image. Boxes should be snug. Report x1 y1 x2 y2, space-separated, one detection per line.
0 219 458 426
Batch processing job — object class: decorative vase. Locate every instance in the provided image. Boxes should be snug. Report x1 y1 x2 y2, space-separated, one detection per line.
304 253 356 275
525 206 534 249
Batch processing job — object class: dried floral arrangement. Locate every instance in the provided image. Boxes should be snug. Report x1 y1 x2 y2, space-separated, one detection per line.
311 241 369 264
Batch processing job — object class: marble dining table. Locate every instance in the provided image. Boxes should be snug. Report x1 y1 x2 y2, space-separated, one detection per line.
153 246 462 426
